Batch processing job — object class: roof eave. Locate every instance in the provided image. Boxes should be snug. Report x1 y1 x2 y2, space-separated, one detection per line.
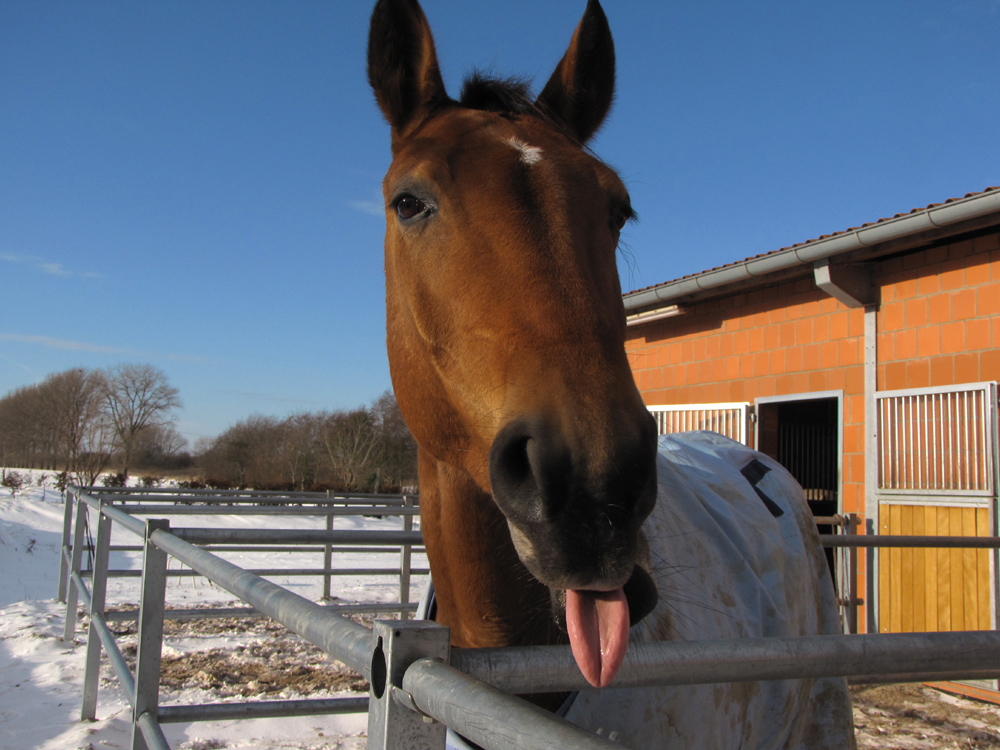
623 189 1000 313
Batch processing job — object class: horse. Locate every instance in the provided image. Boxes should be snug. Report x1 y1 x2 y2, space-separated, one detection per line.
366 1 856 747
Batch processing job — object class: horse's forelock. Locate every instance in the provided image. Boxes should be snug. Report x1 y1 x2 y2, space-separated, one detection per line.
458 72 535 116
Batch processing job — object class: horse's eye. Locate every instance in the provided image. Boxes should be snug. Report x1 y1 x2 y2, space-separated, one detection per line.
394 195 428 221
611 205 632 232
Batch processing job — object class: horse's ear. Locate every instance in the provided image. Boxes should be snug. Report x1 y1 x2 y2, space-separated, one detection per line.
367 0 449 141
535 0 615 144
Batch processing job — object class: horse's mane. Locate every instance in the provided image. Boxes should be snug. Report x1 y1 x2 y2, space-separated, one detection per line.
459 72 535 115
458 71 594 151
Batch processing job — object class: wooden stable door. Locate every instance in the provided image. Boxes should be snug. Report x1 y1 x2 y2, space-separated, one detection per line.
879 504 992 632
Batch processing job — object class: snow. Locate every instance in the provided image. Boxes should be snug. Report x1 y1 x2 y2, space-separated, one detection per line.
0 471 428 749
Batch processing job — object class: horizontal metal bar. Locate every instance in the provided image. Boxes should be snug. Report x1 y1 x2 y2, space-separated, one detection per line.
79 491 413 506
91 500 147 537
403 659 619 750
171 528 423 545
157 697 369 723
820 534 1000 548
72 483 410 498
813 515 854 527
452 631 1000 694
70 569 93 611
98 544 426 554
88 612 137 705
849 670 1000 685
147 528 374 676
136 711 171 750
875 381 996 400
200 545 425 554
85 566 430 579
118 505 420 517
876 489 994 498
878 498 992 509
104 601 419 622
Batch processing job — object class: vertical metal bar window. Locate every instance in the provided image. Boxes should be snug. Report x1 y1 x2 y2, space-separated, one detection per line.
876 383 997 500
647 402 752 446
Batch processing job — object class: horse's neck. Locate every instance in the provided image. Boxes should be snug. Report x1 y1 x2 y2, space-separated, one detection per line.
419 453 559 650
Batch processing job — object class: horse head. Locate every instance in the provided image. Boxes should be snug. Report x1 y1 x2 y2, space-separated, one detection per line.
368 0 658 688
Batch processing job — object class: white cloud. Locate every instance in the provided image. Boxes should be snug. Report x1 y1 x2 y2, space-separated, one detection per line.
1 253 102 279
349 200 386 217
0 333 208 363
0 334 127 353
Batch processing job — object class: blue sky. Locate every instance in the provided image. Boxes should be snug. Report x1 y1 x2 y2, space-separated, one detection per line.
2 1 998 445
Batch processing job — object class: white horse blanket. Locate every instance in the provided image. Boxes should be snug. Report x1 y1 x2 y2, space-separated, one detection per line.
428 431 856 749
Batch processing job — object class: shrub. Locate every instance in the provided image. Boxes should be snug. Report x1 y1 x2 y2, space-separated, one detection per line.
140 475 162 488
101 472 128 487
54 471 72 492
1 471 27 497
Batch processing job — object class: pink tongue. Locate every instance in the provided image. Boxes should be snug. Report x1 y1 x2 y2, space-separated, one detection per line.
565 587 629 688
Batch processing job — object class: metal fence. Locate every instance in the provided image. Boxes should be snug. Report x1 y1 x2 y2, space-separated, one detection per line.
58 486 1000 750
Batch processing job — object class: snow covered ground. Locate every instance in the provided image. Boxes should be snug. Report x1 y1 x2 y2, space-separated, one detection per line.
0 471 428 750
8 471 1000 750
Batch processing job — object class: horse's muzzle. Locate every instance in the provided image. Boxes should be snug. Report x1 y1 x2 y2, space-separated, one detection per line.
487 412 658 591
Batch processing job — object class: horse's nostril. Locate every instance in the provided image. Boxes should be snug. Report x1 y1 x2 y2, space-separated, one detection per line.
504 436 533 486
490 418 569 523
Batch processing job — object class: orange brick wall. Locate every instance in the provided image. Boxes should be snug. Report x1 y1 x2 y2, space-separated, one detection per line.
626 276 869 515
877 231 1000 390
625 227 1000 522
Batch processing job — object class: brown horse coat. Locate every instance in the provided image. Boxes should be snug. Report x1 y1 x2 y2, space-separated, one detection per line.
368 1 856 746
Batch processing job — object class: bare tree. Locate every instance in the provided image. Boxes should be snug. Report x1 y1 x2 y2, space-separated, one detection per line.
76 410 115 486
199 414 281 488
320 407 381 490
131 423 190 470
369 390 417 490
41 368 104 474
100 364 181 478
0 383 48 468
282 413 322 490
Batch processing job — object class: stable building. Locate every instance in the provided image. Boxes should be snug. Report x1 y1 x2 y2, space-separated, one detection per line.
623 187 1000 665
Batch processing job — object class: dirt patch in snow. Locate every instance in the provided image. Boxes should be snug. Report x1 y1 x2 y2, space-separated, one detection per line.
158 641 368 696
91 606 1000 746
96 604 371 698
852 683 1000 749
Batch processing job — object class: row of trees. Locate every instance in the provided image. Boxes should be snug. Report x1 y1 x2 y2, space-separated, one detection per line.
0 364 184 484
195 391 417 492
0 365 419 491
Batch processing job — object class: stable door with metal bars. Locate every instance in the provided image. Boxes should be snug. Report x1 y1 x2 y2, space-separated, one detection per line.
875 382 1000 638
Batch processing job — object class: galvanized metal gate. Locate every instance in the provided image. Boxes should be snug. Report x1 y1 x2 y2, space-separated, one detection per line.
875 382 1000 638
647 402 752 446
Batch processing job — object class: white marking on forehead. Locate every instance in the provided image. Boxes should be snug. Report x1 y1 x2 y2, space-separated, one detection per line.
504 136 543 166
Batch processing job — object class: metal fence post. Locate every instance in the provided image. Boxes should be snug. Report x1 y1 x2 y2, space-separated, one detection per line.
399 495 414 619
57 486 76 602
368 620 450 750
131 519 169 750
323 498 334 601
63 495 88 642
846 513 859 635
81 505 114 720
866 517 878 634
